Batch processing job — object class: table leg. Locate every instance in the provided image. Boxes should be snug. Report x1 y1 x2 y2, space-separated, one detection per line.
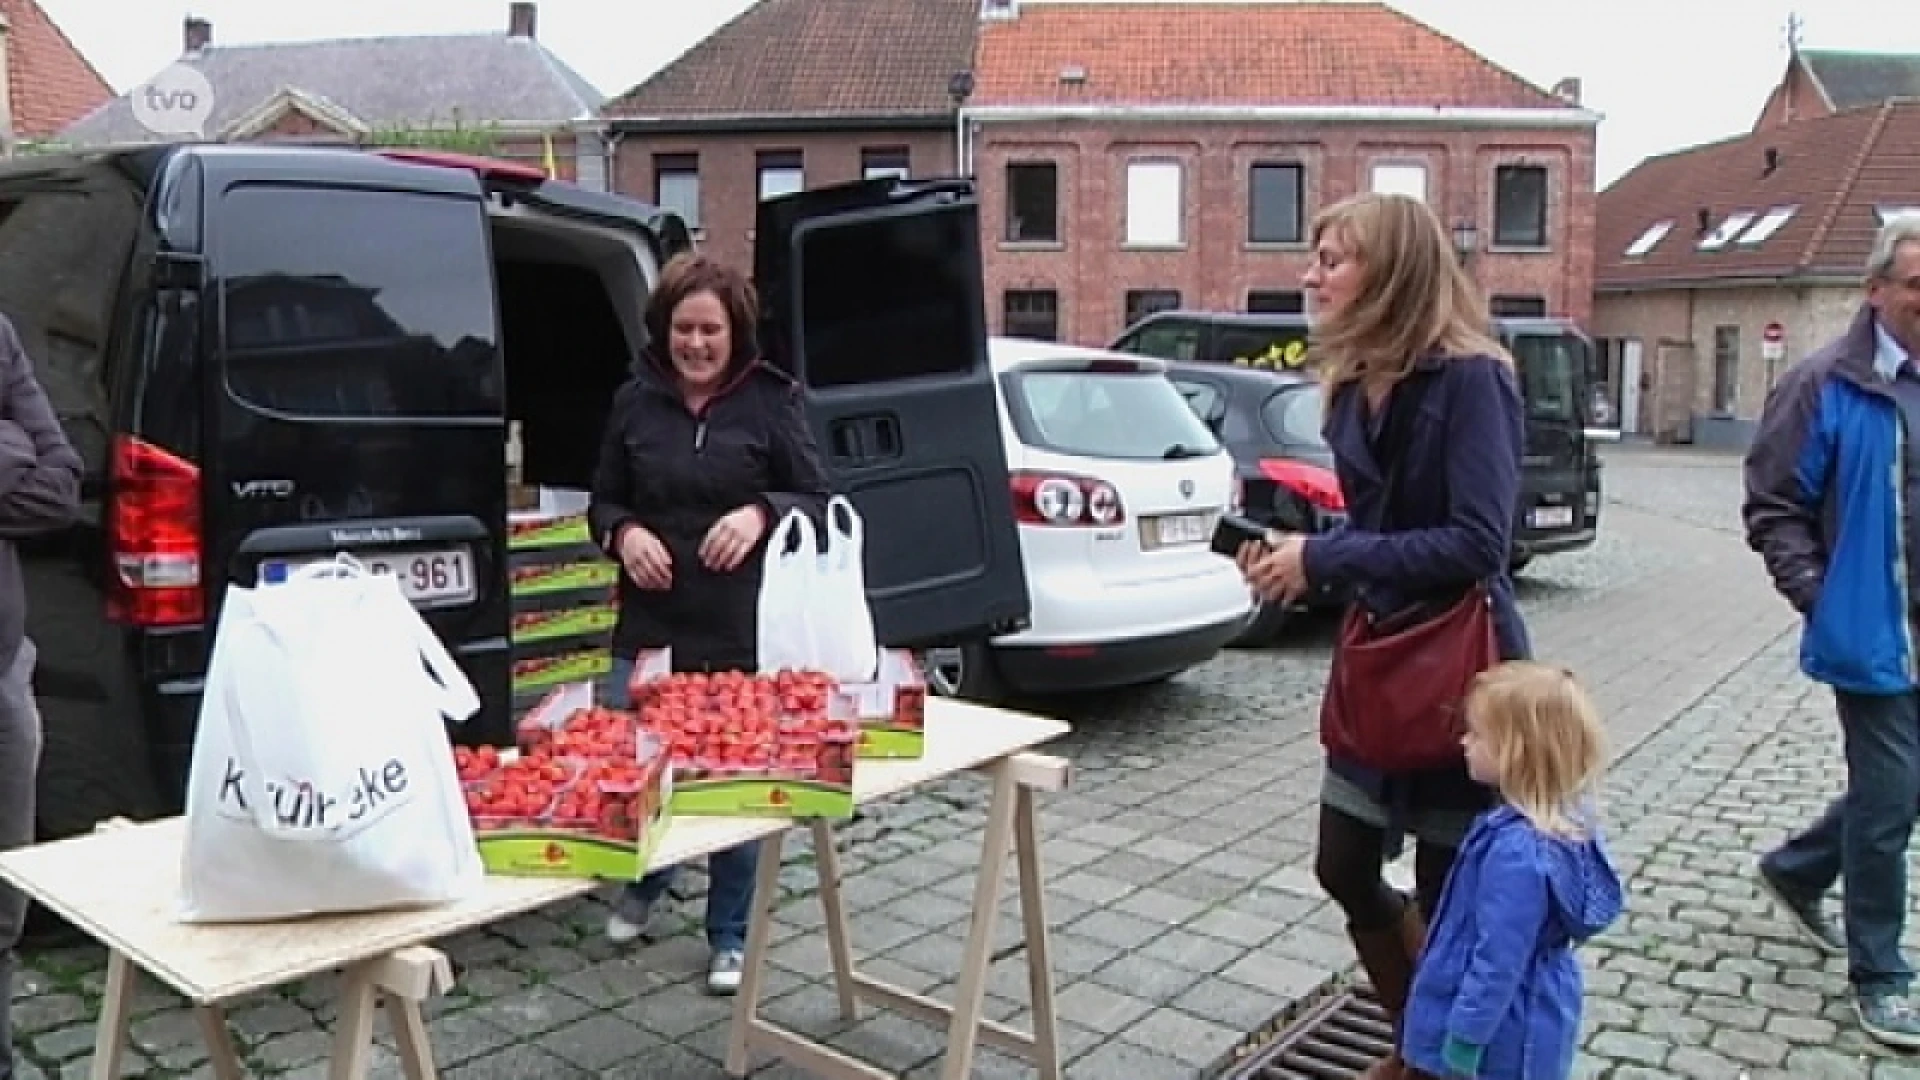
939 760 1021 1080
726 828 788 1077
192 1006 247 1080
89 951 136 1080
327 947 453 1080
810 818 861 1021
327 963 381 1080
1014 784 1063 1080
383 990 437 1080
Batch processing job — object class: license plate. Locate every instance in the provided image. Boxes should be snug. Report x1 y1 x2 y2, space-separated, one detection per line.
1530 506 1575 529
261 547 477 606
1145 512 1210 549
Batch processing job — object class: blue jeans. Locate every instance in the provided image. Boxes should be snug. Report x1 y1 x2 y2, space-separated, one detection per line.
604 654 759 953
1764 688 1920 997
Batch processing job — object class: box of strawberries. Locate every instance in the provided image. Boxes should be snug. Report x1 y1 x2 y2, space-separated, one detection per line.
628 649 858 819
456 683 671 880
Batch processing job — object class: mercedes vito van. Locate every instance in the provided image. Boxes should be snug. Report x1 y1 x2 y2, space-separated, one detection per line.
5 145 1027 852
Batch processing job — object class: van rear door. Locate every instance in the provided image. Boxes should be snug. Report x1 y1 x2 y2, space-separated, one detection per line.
198 152 511 732
1505 324 1592 545
754 178 1030 647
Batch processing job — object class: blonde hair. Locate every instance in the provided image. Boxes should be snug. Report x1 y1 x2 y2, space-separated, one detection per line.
1466 662 1608 837
1308 192 1508 392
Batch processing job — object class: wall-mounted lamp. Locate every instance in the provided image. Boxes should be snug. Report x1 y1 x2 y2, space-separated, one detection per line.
1451 219 1479 263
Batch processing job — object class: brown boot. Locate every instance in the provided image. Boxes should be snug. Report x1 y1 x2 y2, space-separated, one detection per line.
1349 899 1427 1080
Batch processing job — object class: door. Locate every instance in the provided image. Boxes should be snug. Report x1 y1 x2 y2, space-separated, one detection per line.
1621 339 1643 436
199 154 513 735
754 178 1030 648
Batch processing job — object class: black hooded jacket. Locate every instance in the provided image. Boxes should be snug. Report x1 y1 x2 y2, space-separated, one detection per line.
588 350 829 670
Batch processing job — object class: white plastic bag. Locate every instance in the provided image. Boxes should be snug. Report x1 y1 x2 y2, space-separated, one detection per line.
179 556 486 924
756 510 820 675
812 496 879 682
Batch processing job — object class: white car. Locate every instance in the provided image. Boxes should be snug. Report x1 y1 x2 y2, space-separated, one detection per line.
922 337 1253 701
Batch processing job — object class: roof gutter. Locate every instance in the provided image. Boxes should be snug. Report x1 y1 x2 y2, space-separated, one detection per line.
1596 269 1864 293
605 112 954 136
960 103 1601 130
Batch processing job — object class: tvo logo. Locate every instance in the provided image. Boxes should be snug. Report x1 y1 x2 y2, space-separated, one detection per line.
130 63 215 138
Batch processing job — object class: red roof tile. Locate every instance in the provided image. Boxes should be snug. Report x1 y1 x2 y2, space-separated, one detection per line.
972 1 1567 109
603 0 976 120
4 0 113 139
1595 100 1920 289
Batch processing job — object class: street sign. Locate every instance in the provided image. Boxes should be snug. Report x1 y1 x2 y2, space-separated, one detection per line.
1763 321 1786 363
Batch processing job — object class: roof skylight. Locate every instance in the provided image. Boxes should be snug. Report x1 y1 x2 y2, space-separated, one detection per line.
1624 220 1672 258
1698 212 1756 251
1737 206 1798 246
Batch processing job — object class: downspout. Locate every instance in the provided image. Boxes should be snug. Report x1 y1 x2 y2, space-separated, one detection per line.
956 106 971 178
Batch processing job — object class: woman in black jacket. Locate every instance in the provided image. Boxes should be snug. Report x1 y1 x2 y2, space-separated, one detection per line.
588 253 829 995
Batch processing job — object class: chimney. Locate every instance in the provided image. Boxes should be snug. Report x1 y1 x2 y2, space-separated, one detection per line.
1550 77 1581 106
183 15 211 53
508 2 536 38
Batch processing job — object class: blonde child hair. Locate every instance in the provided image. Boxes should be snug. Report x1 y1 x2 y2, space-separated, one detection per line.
1465 662 1608 838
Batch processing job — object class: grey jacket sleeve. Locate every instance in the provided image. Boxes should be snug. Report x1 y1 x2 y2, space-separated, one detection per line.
0 316 80 537
1742 360 1828 613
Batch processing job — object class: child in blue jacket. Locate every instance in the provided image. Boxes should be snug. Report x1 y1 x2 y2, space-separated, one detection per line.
1402 662 1624 1080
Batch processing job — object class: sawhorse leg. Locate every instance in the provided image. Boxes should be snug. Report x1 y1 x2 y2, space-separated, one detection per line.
328 946 455 1080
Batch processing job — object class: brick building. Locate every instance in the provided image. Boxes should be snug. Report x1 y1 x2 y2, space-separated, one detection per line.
599 0 974 273
0 0 113 151
1591 98 1920 448
57 3 604 182
967 0 1597 345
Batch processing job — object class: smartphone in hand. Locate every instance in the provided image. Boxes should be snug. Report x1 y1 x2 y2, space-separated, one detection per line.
1210 513 1274 559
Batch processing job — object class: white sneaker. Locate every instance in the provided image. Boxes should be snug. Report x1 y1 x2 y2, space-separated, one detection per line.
707 948 744 995
605 910 648 945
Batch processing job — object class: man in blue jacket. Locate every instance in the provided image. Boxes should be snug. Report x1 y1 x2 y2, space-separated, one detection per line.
1744 213 1920 1049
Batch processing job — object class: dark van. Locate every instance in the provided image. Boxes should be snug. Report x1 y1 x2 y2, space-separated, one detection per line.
5 145 1027 852
1111 310 1602 569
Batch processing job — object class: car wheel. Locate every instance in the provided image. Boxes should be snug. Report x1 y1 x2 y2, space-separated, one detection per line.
1228 600 1292 648
917 644 1008 703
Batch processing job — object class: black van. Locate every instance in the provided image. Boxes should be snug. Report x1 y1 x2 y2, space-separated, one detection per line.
1110 310 1601 569
6 145 1027 847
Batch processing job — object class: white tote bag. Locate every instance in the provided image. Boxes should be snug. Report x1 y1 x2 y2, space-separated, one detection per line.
812 496 879 682
179 556 486 924
755 510 820 675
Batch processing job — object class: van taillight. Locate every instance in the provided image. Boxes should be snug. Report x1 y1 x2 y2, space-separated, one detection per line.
1259 459 1346 511
1011 471 1126 527
108 436 203 627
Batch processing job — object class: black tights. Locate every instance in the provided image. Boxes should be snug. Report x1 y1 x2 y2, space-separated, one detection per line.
1314 804 1460 931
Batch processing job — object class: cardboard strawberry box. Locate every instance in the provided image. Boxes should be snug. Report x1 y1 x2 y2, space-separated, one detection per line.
833 648 928 760
457 684 671 880
629 649 857 819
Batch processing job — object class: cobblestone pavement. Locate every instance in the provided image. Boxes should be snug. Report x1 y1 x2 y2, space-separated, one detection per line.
10 444 1907 1079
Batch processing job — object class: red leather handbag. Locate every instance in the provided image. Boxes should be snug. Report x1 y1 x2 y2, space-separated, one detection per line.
1319 582 1497 772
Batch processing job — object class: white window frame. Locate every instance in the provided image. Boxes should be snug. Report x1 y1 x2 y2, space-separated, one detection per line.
1736 206 1797 246
1125 160 1184 248
655 166 701 230
1624 220 1672 258
1697 211 1756 251
758 165 804 202
1370 162 1428 203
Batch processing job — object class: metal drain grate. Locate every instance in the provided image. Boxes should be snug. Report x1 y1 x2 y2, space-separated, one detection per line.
1206 976 1395 1080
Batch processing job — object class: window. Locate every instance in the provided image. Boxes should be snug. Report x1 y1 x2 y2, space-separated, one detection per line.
1005 162 1058 244
1003 289 1058 341
219 185 499 418
1508 333 1582 423
653 153 700 229
1260 385 1329 447
1878 205 1920 226
1123 289 1181 328
792 202 982 387
1247 290 1304 314
1493 165 1548 247
757 150 804 201
1122 321 1202 362
1489 294 1548 318
861 147 910 181
1003 368 1219 460
1698 212 1755 251
1624 220 1672 258
1738 205 1797 245
1125 160 1183 247
1713 325 1740 413
1248 163 1304 244
1370 163 1427 202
